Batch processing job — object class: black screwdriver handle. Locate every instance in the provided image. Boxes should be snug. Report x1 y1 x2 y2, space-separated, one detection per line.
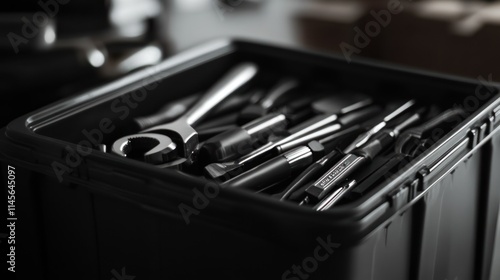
280 149 344 200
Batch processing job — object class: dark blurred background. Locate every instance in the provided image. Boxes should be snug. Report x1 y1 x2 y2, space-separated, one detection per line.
2 0 500 126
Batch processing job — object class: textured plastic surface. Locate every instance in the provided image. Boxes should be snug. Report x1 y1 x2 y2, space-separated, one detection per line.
1 40 500 280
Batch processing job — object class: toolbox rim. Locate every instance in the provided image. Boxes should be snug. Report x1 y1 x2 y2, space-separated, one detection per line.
2 38 500 245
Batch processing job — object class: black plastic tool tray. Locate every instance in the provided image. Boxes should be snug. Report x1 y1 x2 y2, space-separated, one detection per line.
1 40 500 280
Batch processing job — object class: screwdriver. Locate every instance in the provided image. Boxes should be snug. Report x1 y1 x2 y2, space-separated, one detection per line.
200 112 288 163
205 106 380 180
313 180 357 210
221 141 325 191
303 110 425 203
343 100 416 152
313 107 458 209
279 100 417 201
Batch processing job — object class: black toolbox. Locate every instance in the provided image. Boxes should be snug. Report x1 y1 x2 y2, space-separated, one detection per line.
1 39 500 280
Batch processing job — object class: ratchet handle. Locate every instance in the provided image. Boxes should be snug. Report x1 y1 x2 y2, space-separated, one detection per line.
185 63 259 126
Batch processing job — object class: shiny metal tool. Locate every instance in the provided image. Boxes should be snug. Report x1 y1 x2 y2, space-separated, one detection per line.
111 63 258 164
395 107 466 157
134 89 260 132
221 141 325 191
200 112 289 163
343 100 417 152
238 78 299 124
304 110 425 202
204 106 380 180
313 180 357 210
279 100 418 201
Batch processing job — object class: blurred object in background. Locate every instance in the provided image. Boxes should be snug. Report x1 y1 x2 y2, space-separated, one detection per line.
295 1 367 55
0 14 56 52
5 0 162 36
3 0 500 126
296 0 500 79
164 0 287 50
0 0 169 127
366 1 500 79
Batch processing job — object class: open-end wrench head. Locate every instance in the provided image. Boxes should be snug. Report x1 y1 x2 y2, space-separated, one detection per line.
112 63 258 165
142 118 199 159
112 133 177 164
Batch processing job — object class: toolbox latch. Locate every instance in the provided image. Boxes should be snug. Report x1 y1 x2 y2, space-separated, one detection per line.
416 166 430 192
493 105 500 129
409 179 419 201
472 115 495 147
479 123 488 143
408 166 430 201
468 128 479 149
488 114 496 135
387 186 409 209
